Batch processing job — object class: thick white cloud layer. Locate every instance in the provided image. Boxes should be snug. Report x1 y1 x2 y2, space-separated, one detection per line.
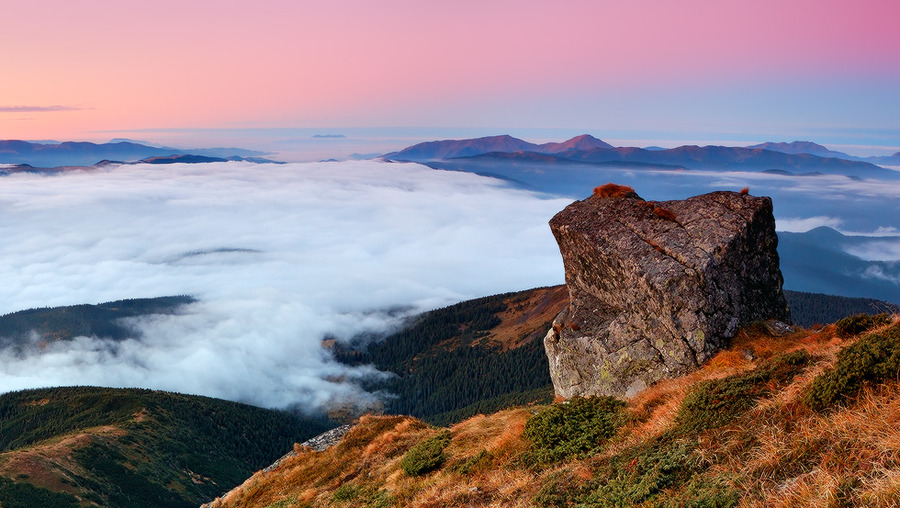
0 161 570 410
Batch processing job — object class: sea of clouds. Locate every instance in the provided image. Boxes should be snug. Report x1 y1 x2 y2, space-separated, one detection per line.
0 161 571 411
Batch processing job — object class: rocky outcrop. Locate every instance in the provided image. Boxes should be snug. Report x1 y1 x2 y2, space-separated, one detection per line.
544 185 791 399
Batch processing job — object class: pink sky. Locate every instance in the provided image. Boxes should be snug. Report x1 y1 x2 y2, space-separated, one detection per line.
2 0 898 148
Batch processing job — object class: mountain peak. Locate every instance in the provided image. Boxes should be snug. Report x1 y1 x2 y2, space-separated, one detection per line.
747 140 848 158
539 134 614 153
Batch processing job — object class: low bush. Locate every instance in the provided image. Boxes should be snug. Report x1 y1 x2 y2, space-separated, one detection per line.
580 438 704 506
834 313 890 338
675 350 809 434
450 449 493 475
523 396 626 464
399 430 452 477
331 484 361 502
804 324 900 411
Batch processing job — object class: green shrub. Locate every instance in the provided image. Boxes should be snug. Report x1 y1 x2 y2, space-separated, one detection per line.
523 396 626 464
834 313 890 338
332 484 362 502
804 324 900 411
654 474 741 508
675 350 809 434
451 449 493 475
580 439 700 506
399 430 452 476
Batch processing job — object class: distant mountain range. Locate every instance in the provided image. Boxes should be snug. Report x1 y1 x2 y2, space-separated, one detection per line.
748 140 900 166
384 134 612 160
0 140 278 167
385 135 896 177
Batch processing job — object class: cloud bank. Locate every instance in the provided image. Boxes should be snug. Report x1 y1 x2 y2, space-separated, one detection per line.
0 161 570 411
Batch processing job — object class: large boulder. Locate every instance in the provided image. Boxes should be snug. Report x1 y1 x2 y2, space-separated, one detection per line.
544 185 791 399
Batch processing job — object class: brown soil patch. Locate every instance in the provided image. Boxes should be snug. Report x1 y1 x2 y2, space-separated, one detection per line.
0 425 125 494
489 285 567 351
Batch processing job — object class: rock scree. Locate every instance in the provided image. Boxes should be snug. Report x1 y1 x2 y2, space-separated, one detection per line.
544 184 791 399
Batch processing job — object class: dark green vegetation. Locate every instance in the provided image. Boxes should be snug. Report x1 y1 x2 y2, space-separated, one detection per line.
804 322 900 411
542 438 741 508
674 350 810 434
399 430 452 477
834 312 891 338
0 476 80 508
523 396 626 465
784 290 900 327
779 228 900 307
0 387 331 508
0 296 195 346
334 287 895 427
339 288 560 425
533 352 810 507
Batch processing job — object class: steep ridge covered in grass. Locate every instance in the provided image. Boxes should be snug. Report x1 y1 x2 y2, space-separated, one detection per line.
209 315 900 507
0 387 331 508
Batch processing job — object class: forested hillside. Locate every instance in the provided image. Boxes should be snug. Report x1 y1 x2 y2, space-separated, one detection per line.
0 387 331 508
334 287 566 425
784 290 900 327
339 287 900 425
0 296 195 345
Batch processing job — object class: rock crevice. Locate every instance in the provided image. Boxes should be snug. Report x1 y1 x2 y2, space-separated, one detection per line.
544 186 790 399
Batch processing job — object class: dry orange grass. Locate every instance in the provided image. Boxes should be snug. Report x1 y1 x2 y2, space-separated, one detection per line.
488 286 567 351
209 316 900 507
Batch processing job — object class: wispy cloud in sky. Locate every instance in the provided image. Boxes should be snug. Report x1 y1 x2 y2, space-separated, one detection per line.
0 105 81 113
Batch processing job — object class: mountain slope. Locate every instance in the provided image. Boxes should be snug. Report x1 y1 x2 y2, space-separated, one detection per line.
537 134 613 153
335 286 567 425
0 387 332 508
384 135 540 160
0 140 272 167
0 296 196 348
385 135 890 177
208 317 900 507
564 145 888 175
332 285 897 428
778 228 900 305
746 140 853 159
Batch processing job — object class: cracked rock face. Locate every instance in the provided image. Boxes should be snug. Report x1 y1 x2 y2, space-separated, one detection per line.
544 187 790 399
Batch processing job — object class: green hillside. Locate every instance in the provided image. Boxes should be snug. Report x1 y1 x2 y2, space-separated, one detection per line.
0 296 196 346
0 387 331 508
339 287 900 426
339 286 567 425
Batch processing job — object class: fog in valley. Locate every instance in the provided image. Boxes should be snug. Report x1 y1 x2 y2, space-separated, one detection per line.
0 161 570 411
1 158 898 412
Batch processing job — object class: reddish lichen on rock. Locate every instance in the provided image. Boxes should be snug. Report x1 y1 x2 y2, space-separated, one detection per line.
593 183 639 199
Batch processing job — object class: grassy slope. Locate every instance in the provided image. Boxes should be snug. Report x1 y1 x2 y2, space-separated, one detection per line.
342 285 898 426
209 317 900 507
0 387 331 508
